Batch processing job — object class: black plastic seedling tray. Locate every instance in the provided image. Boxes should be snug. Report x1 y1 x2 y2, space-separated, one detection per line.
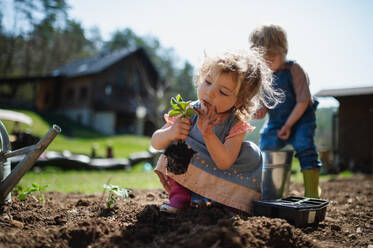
253 197 329 227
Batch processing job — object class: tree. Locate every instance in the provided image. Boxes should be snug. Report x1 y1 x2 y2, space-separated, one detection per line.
104 28 195 98
103 28 196 128
0 0 70 77
173 61 196 100
86 26 104 52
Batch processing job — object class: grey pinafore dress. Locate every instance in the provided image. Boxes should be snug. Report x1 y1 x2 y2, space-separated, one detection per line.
155 101 263 213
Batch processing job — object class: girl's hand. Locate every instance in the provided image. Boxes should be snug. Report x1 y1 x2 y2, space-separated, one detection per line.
277 125 291 140
169 117 191 141
194 105 224 137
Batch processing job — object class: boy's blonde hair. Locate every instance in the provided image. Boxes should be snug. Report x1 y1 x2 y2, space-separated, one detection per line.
249 25 288 58
195 49 281 121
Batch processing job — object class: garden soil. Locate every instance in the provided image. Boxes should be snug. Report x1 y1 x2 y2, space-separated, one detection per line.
0 174 372 248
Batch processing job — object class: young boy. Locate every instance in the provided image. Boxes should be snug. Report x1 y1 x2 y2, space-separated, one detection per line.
250 24 321 198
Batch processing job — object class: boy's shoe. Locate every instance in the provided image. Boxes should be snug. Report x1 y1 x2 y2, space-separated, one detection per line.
303 169 321 198
160 204 179 213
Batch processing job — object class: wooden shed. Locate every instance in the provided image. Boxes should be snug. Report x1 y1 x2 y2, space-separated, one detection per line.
316 86 373 173
0 48 164 136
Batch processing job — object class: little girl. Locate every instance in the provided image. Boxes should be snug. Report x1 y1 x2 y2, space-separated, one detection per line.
151 49 279 214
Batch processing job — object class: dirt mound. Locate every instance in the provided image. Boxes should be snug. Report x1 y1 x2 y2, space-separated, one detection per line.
0 175 372 248
93 202 317 248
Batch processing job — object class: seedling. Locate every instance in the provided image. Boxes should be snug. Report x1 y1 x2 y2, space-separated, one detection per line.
17 183 48 202
164 94 197 175
168 94 197 119
103 184 129 208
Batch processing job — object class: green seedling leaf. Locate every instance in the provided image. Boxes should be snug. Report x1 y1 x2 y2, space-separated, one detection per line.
179 102 186 111
17 183 48 202
18 193 27 200
113 188 129 198
103 184 129 208
170 97 179 110
175 102 184 112
184 108 197 118
103 184 119 191
169 109 182 117
39 185 47 191
168 94 196 121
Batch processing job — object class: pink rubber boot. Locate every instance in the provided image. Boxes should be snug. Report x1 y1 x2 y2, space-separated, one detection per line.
160 177 191 213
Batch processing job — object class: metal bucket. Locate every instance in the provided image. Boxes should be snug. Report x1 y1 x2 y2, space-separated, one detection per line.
261 150 293 200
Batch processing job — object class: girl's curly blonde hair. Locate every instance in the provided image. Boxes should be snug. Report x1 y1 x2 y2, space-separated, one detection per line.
195 49 282 121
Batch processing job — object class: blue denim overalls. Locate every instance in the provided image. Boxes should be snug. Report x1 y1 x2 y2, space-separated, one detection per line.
260 61 321 171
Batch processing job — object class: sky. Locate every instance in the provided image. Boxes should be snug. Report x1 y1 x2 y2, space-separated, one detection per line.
66 0 373 107
5 0 373 107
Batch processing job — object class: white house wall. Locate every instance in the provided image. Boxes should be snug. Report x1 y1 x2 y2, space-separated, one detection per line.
92 112 116 135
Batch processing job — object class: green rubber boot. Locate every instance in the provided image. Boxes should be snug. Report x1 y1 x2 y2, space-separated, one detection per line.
302 169 321 198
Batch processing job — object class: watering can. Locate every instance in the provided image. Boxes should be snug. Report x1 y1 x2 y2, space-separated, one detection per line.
0 120 61 203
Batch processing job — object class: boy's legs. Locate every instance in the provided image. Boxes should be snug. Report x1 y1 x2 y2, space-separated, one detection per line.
260 127 287 151
290 121 322 198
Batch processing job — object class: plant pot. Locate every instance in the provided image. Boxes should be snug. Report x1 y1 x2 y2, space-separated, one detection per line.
164 141 195 175
253 196 329 227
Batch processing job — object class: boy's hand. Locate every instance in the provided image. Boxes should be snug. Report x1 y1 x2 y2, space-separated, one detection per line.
194 105 224 137
169 117 191 141
277 125 291 140
253 107 268 119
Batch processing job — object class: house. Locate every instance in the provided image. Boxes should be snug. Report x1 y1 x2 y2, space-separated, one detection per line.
0 48 164 136
316 86 373 173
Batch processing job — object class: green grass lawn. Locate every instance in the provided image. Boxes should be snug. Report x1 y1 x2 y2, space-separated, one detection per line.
2 109 150 158
17 164 162 194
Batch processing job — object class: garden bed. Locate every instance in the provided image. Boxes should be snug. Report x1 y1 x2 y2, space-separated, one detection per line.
0 175 372 248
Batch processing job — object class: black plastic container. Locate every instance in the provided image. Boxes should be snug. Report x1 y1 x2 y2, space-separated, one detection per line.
253 196 329 227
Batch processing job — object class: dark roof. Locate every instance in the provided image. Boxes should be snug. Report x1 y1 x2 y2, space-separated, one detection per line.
49 47 156 78
0 47 160 84
316 86 373 97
